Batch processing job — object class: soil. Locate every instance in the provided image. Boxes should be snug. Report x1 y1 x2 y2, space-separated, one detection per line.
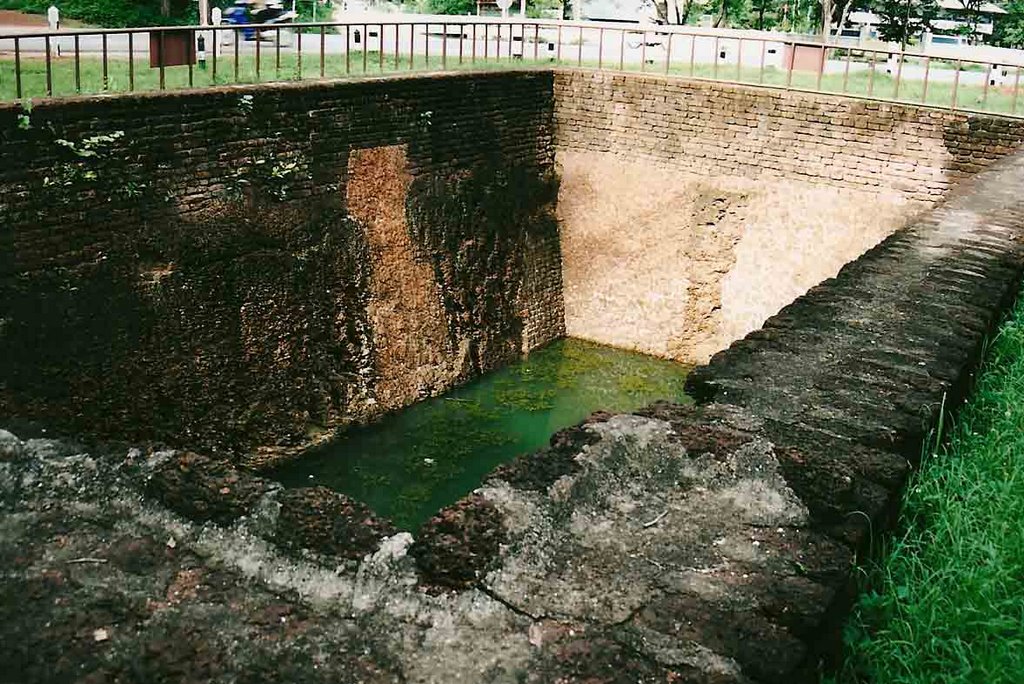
0 10 46 27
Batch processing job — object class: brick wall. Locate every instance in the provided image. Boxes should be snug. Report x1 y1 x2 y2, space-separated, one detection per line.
0 72 563 463
6 68 1024 461
553 70 1024 203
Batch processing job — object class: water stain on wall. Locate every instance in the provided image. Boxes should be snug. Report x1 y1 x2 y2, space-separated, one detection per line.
346 145 464 412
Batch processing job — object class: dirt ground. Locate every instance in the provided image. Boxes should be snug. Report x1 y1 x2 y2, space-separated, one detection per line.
0 10 46 26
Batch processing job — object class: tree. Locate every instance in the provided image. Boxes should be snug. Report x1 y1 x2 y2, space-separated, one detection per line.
993 0 1024 47
426 0 476 13
712 0 751 27
653 0 699 24
956 0 984 43
750 0 780 29
875 0 938 47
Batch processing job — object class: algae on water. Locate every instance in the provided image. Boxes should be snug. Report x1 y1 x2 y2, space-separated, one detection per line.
270 338 693 529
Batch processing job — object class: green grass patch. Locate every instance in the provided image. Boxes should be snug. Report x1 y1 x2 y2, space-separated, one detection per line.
833 293 1024 683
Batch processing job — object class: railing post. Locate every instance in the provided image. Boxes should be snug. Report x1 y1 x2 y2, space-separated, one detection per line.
841 45 850 93
74 34 81 93
14 36 21 100
255 30 261 80
664 32 672 75
785 40 795 88
815 44 824 91
893 52 904 100
160 30 167 89
737 38 743 82
689 33 695 77
981 61 991 110
129 31 136 90
951 59 961 110
1013 66 1021 115
320 24 326 78
640 28 646 71
921 57 931 104
759 39 766 84
598 27 603 70
442 22 448 69
713 36 719 80
619 28 625 71
362 23 368 73
867 49 876 96
45 34 53 96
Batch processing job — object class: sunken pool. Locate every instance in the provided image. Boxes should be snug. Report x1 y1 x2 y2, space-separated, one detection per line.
270 338 692 529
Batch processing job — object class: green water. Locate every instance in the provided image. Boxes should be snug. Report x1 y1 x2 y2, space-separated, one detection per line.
270 338 693 530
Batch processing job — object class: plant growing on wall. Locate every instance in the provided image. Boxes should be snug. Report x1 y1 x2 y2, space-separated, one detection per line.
42 130 133 201
230 154 310 203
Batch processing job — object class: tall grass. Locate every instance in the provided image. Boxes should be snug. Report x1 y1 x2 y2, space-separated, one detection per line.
834 293 1024 683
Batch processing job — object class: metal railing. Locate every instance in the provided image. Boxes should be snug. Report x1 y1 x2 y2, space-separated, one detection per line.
2 17 1023 117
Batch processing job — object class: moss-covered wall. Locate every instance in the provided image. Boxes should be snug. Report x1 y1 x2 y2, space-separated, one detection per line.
0 72 563 464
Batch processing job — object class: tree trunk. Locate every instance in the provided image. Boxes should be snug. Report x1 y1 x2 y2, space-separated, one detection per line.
714 0 727 27
679 0 694 23
834 0 852 36
161 0 171 17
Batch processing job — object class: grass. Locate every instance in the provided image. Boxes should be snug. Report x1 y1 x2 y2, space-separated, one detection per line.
2 47 1021 117
832 292 1024 683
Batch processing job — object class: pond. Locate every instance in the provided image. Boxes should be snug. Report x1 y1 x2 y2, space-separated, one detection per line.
270 338 693 529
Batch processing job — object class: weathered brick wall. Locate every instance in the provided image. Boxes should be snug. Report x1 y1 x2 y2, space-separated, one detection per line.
0 72 563 463
553 70 1024 202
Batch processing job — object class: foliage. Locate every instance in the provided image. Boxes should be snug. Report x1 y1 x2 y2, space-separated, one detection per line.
236 157 308 202
750 0 781 29
835 294 1024 683
708 0 751 27
874 0 937 46
0 0 192 27
526 0 562 18
425 0 476 15
40 130 146 202
16 99 32 130
993 0 1024 47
